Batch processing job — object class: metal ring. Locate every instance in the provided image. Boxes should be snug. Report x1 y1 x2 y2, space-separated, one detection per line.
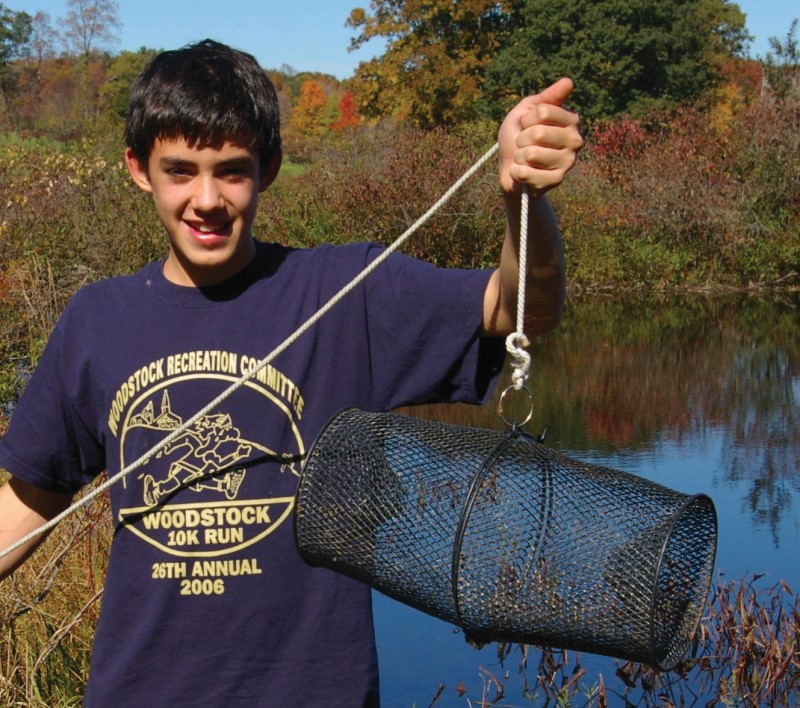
497 385 534 429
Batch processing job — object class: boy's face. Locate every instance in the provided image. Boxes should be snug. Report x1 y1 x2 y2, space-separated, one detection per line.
125 137 280 287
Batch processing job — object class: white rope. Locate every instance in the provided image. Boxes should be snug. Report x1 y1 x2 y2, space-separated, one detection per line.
505 186 531 390
1 142 501 562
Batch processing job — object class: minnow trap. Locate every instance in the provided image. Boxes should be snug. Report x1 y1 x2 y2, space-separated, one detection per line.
294 407 717 670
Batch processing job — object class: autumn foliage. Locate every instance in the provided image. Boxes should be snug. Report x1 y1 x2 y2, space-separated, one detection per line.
330 91 359 133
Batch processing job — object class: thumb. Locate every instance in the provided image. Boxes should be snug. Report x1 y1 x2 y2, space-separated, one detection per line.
532 77 574 108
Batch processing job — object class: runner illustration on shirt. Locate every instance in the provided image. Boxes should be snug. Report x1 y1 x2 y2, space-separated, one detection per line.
139 399 299 506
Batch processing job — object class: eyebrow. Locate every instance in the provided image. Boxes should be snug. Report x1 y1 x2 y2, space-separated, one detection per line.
158 156 256 169
159 157 194 168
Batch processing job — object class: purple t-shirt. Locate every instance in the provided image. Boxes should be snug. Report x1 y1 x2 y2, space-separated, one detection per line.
0 240 504 707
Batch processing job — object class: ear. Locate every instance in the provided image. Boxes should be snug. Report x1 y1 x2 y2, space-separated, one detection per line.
259 148 283 192
125 147 153 193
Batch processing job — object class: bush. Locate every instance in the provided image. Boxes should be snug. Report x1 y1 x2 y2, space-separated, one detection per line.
258 125 505 269
554 96 800 288
1 92 799 416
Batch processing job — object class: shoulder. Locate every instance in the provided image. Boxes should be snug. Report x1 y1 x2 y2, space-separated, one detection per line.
258 240 488 293
279 241 380 264
73 264 153 298
58 265 155 324
263 240 386 280
280 241 442 274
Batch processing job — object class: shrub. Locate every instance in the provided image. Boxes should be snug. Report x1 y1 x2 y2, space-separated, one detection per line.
258 126 505 269
555 96 800 288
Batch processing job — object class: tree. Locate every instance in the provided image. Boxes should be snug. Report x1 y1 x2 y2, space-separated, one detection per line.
0 3 30 125
330 90 360 133
2 12 56 132
27 12 58 66
346 0 517 128
482 0 751 123
100 47 158 121
0 3 32 91
290 78 328 137
764 19 800 102
62 0 121 58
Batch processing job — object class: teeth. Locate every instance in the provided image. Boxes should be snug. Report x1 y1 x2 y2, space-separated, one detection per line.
197 225 220 233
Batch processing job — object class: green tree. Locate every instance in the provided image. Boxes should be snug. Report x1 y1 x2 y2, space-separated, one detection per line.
99 47 158 121
764 19 800 102
0 3 32 107
483 0 751 123
347 0 517 128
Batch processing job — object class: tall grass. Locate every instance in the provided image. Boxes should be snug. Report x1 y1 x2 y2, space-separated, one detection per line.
0 472 110 706
2 502 797 708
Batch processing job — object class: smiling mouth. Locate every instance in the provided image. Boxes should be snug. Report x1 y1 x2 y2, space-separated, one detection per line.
187 221 231 237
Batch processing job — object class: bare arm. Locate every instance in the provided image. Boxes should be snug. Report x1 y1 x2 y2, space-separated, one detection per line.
483 79 582 337
0 477 73 580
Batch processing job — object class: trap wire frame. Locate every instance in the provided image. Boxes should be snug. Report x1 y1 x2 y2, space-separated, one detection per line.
294 408 718 670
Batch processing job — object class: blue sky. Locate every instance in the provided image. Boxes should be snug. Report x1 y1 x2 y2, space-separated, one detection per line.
9 0 799 79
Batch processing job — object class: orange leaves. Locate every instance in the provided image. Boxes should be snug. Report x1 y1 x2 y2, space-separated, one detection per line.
289 79 328 138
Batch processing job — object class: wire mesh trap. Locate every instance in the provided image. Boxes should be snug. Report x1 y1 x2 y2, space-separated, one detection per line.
294 408 718 670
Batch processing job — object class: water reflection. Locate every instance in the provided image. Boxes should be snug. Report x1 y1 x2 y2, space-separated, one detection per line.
380 293 800 706
403 293 800 547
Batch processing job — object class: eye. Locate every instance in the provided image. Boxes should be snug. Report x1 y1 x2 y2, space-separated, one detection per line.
220 166 252 181
166 167 193 181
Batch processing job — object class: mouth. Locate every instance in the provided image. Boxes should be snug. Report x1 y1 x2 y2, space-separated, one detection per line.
186 220 232 240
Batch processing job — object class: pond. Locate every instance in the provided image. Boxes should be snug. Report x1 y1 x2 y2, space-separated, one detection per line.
374 293 800 706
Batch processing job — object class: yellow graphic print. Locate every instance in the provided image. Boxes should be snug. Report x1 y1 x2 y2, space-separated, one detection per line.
110 352 306 596
136 392 297 506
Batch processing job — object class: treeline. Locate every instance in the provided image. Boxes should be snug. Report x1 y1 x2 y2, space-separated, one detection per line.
2 1 798 139
0 0 360 146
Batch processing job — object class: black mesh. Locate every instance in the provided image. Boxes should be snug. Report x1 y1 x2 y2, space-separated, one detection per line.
294 409 717 670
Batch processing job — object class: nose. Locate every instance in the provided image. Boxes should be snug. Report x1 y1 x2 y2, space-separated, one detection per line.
192 175 224 212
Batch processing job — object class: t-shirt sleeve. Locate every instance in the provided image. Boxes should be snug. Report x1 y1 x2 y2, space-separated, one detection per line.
0 300 105 494
358 246 506 410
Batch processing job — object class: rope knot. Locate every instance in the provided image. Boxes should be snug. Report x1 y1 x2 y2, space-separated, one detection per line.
505 331 530 390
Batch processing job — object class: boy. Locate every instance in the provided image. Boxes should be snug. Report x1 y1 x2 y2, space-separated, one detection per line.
0 40 581 706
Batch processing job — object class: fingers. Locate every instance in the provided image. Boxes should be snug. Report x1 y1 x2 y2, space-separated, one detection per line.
517 115 580 149
519 102 579 133
501 81 583 194
505 123 583 194
513 141 574 172
506 145 578 193
510 78 574 115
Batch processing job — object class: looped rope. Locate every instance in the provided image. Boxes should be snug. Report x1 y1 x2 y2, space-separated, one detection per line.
505 331 530 390
504 185 531 390
1 142 501 562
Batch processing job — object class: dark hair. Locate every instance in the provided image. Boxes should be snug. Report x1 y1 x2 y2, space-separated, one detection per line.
124 39 281 168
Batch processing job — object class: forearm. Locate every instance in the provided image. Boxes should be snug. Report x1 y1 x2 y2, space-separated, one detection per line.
485 77 580 337
484 192 566 336
0 478 72 580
